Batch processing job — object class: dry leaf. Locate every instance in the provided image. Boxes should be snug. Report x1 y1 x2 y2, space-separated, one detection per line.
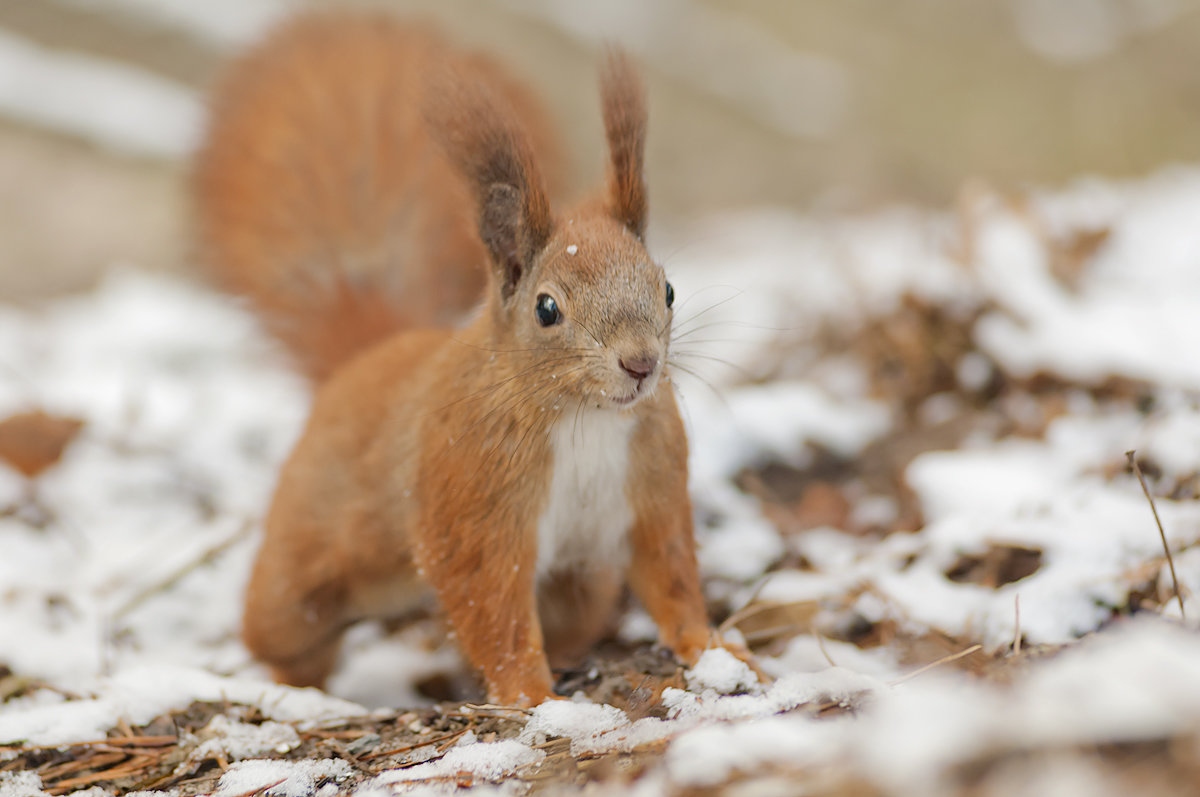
0 410 85 479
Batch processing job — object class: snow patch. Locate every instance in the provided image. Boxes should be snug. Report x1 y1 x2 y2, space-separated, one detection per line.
0 666 366 746
214 758 351 797
520 700 629 753
685 648 760 695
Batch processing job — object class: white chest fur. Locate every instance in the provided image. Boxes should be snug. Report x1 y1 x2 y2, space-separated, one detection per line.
535 407 638 576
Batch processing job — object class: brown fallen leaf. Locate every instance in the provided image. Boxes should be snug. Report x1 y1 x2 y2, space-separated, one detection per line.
0 410 85 479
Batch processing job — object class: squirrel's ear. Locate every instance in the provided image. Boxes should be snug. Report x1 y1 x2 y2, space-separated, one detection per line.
427 71 552 301
600 49 647 239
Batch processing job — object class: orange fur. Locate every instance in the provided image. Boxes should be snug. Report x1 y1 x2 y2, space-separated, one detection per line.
197 12 747 706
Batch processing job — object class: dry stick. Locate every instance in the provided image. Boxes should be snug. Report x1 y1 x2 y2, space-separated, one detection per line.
89 743 173 756
1127 450 1186 621
741 621 817 646
303 729 369 741
446 706 531 719
889 644 983 686
1012 594 1021 656
111 521 252 620
39 752 126 781
3 736 177 753
458 703 532 714
813 629 838 668
48 755 161 793
116 716 135 739
717 574 777 635
359 728 471 762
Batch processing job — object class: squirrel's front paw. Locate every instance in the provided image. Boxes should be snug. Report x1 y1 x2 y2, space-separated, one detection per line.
483 665 559 708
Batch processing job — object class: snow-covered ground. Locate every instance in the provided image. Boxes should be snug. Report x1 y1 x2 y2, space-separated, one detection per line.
2 163 1199 795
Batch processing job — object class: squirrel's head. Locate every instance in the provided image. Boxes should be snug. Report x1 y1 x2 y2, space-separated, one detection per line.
431 49 671 410
508 215 672 410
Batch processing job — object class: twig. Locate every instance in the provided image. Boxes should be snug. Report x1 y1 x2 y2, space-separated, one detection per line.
458 703 532 714
443 705 530 721
813 629 837 668
359 728 470 761
302 729 370 741
115 716 135 739
1127 450 1186 621
47 754 160 793
1012 594 1021 656
3 735 176 753
741 621 815 645
717 575 776 634
39 752 126 781
889 644 982 686
88 743 172 756
110 521 252 620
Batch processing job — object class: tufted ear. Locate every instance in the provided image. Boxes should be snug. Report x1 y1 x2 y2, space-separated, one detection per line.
427 68 553 302
599 49 647 239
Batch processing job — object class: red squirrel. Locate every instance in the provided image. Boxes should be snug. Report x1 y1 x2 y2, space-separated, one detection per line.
194 11 749 706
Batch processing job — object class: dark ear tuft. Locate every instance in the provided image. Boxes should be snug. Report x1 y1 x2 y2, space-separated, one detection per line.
426 66 552 301
479 183 525 298
600 49 647 239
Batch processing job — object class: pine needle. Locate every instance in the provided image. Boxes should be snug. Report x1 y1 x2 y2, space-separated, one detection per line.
890 644 982 686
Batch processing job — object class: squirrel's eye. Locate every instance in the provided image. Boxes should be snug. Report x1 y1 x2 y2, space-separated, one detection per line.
535 293 561 326
665 281 675 309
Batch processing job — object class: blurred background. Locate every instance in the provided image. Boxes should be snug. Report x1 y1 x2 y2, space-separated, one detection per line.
1 0 1198 300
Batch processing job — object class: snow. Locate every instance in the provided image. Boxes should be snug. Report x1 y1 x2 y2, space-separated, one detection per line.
0 665 367 746
847 619 1200 793
511 665 883 768
974 169 1200 391
0 271 295 687
619 619 1200 794
765 633 900 680
666 667 885 724
887 408 1200 648
664 716 833 787
0 772 44 797
520 700 629 753
684 648 760 695
192 715 301 760
687 381 891 482
213 758 351 797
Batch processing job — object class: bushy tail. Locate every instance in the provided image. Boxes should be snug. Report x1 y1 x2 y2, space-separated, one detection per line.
192 11 559 381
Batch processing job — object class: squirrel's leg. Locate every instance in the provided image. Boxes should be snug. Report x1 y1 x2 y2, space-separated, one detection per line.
538 567 622 669
627 489 761 677
419 523 555 707
242 551 347 688
626 494 714 666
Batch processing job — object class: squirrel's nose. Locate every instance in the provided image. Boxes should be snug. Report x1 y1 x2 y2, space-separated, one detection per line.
619 355 658 382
